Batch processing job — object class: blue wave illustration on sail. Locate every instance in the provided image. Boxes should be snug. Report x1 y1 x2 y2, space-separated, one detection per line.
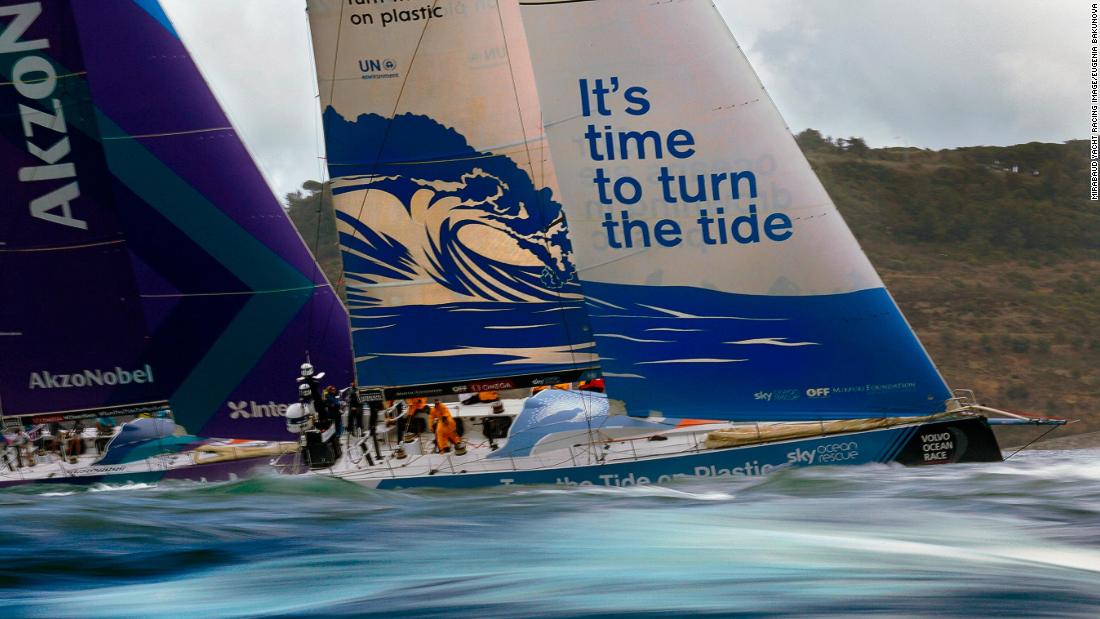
583 281 951 420
322 108 595 387
326 109 577 305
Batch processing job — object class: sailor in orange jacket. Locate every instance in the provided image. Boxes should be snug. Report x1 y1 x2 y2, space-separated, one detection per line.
429 401 462 453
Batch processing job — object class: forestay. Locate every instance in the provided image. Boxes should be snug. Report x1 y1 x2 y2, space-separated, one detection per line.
518 0 951 420
307 0 597 396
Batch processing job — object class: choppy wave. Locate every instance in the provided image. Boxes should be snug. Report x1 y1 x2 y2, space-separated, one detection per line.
2 450 1099 617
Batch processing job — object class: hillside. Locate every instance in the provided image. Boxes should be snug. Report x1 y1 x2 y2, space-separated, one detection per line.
285 135 1099 435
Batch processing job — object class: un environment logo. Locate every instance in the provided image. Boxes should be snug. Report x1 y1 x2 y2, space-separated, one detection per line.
359 58 397 73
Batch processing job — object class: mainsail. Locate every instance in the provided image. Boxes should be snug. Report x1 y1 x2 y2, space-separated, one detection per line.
307 0 597 396
0 0 157 418
518 0 951 420
0 1 352 439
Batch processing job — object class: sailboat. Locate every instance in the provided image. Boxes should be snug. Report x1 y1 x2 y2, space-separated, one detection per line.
0 0 351 487
291 0 1064 490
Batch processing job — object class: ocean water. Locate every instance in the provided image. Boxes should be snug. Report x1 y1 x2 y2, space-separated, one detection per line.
1 449 1098 618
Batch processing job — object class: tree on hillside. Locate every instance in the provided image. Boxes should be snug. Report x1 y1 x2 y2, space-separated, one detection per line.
285 181 343 289
843 136 870 158
795 128 837 153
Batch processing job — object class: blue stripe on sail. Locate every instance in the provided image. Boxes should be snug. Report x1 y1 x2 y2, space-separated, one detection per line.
584 282 951 420
349 300 595 388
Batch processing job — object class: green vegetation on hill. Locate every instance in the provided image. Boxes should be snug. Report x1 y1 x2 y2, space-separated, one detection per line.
284 133 1099 435
798 131 1098 434
285 181 342 294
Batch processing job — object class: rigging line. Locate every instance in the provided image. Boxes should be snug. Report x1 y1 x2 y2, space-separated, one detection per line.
305 0 349 364
493 2 590 412
327 150 507 167
101 126 233 140
139 282 330 299
0 70 87 87
0 239 124 253
303 11 348 366
344 0 442 248
1004 424 1063 461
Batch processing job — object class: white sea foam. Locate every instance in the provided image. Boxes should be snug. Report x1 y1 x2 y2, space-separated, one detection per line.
89 482 157 493
645 327 704 332
485 324 555 330
602 372 646 379
352 324 396 331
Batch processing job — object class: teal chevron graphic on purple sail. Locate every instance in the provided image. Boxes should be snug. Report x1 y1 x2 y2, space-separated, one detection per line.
0 1 351 439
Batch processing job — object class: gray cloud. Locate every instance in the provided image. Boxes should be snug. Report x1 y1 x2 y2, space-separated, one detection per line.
718 0 1088 149
163 1 1089 200
162 0 324 201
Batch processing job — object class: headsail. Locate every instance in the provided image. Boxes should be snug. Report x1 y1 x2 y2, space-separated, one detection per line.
307 0 597 395
0 1 353 439
518 0 951 420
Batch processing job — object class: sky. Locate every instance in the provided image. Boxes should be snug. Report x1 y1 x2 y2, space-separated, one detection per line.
161 0 1090 202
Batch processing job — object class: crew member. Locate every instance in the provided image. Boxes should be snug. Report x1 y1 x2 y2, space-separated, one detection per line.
366 397 382 457
429 401 462 454
321 386 343 459
346 386 364 437
461 390 500 405
405 397 429 435
297 362 327 415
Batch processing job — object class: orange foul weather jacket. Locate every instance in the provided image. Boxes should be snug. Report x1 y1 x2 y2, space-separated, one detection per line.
429 403 461 452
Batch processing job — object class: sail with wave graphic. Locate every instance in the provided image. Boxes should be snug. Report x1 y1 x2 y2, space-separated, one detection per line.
307 0 597 393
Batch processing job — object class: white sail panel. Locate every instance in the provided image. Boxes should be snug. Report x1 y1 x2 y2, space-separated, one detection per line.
307 0 597 392
519 0 951 419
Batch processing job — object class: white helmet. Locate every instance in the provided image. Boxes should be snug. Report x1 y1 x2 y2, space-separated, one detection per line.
300 362 314 377
298 383 312 398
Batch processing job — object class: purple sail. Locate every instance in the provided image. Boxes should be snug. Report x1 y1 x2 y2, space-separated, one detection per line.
0 0 159 417
0 1 352 439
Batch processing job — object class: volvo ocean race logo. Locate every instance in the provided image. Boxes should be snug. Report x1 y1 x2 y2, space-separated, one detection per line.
28 365 154 389
228 401 289 420
359 58 398 80
0 2 86 229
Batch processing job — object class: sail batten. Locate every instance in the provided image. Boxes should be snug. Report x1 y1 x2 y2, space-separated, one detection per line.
518 0 951 420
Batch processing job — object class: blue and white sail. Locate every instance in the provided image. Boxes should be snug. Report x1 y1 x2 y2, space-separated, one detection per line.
307 0 597 395
518 0 950 420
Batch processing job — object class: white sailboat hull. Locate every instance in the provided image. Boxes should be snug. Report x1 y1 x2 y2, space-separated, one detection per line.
284 405 1002 491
